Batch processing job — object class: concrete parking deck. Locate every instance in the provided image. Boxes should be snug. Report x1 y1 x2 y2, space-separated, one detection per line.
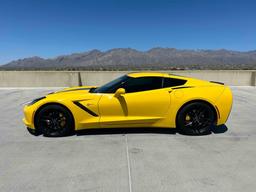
0 87 256 192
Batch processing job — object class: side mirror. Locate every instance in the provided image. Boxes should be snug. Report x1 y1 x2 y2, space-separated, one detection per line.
114 88 126 97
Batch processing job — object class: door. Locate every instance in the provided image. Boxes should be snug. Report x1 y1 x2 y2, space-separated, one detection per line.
98 77 171 127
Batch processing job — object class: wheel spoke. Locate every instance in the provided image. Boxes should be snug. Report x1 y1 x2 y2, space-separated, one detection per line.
192 123 200 134
201 118 212 127
185 121 193 127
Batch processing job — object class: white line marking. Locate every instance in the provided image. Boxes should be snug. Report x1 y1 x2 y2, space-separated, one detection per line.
125 135 132 192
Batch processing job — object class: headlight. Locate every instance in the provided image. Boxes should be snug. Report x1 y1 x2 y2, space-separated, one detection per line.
26 96 46 106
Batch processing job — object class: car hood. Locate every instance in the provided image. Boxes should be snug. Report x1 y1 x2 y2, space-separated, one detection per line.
46 86 98 100
53 86 96 93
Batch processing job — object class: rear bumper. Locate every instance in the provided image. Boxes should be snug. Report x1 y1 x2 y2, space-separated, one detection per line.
215 87 233 125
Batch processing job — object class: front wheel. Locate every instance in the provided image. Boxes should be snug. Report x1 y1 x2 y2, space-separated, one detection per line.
177 102 215 135
35 104 74 137
27 127 40 136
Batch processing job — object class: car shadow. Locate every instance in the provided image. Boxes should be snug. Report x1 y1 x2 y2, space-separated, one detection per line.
211 124 228 134
76 127 177 136
76 124 228 136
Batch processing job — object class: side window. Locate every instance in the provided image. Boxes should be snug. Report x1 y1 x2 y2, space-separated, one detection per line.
163 78 187 88
122 77 162 93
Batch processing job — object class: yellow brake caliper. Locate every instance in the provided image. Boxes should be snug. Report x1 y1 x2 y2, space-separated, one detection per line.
185 114 191 121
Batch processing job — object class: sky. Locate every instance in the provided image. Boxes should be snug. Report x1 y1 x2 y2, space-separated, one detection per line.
0 0 256 64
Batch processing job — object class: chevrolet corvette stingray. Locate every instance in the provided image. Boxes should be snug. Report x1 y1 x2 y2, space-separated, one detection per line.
23 72 232 136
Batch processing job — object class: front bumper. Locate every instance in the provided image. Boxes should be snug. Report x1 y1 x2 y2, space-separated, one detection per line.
23 105 35 129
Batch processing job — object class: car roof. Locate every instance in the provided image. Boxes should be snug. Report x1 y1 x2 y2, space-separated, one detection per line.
127 72 167 78
127 72 184 79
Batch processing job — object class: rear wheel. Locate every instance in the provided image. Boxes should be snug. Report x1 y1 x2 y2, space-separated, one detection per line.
177 102 215 135
35 105 74 137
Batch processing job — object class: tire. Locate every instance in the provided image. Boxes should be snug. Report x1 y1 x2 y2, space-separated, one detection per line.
35 104 74 137
27 127 40 136
177 102 215 135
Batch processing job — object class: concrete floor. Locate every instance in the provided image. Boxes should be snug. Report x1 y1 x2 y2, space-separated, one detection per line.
0 87 256 192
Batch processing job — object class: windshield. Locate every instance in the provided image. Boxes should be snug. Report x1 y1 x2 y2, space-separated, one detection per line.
91 75 130 93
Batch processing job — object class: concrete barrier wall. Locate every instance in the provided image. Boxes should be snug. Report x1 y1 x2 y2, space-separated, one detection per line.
0 70 255 87
0 71 79 87
170 70 254 86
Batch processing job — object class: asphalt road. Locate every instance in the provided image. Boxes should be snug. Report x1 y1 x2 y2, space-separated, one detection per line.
0 87 256 192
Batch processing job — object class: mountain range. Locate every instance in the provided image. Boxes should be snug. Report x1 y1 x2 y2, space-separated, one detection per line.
1 48 256 70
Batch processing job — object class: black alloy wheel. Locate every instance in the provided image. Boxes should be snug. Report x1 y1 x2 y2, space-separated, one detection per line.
177 102 215 135
35 105 74 137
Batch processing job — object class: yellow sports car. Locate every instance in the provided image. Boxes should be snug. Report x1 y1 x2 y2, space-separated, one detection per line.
23 72 232 136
